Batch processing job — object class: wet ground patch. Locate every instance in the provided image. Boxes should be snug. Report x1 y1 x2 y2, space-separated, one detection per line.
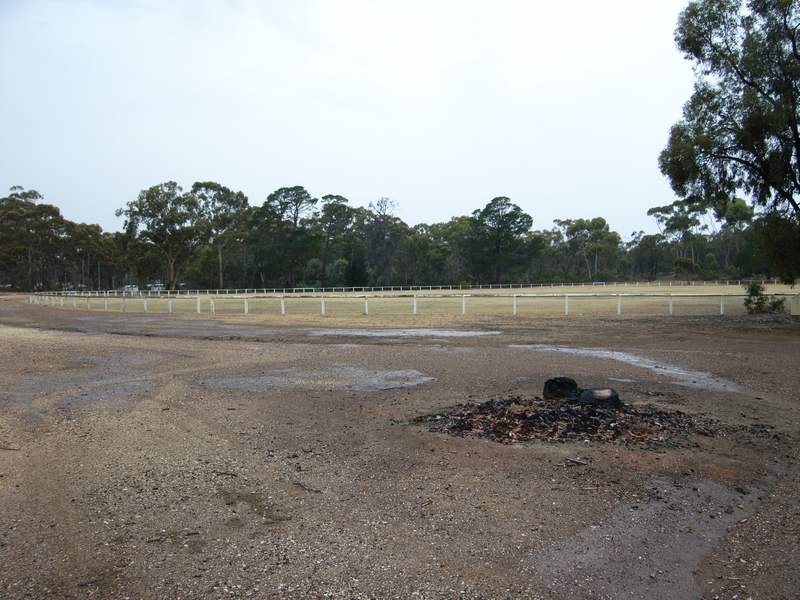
310 328 502 338
200 366 436 392
510 345 740 392
58 380 157 407
0 352 160 409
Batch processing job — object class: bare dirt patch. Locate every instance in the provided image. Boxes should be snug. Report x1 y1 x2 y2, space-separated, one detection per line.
1 294 799 599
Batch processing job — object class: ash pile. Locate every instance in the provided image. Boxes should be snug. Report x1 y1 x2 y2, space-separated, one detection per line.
412 377 717 445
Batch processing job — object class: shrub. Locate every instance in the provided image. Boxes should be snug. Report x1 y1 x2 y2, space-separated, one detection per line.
743 282 786 314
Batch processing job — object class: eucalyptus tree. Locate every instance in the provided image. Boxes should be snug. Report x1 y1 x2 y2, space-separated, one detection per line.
115 182 209 290
269 186 318 288
0 187 66 290
646 200 709 265
468 197 534 284
65 222 108 290
554 217 622 281
317 194 356 287
364 198 407 285
659 0 800 280
190 182 249 289
427 216 474 284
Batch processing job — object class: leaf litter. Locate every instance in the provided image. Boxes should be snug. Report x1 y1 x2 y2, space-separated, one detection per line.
412 396 720 445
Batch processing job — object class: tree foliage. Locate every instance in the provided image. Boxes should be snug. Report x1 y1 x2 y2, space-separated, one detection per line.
2 181 794 292
191 182 249 289
659 0 800 280
469 197 535 283
115 182 208 290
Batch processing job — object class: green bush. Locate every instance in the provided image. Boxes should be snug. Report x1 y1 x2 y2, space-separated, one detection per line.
743 282 786 314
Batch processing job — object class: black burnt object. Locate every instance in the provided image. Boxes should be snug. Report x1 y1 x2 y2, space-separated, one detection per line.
543 377 621 408
542 377 579 399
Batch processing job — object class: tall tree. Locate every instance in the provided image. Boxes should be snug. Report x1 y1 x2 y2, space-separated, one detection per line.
427 216 474 284
647 201 707 263
263 186 317 288
554 217 622 281
469 197 534 283
364 198 406 285
65 222 108 290
115 182 209 290
190 182 249 289
317 195 356 287
716 196 754 270
658 0 800 280
0 187 66 290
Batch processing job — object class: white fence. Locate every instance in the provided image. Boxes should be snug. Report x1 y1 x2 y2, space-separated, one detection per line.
30 290 798 318
44 278 784 298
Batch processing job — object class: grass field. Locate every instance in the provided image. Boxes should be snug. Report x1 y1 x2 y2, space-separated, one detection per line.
33 282 797 327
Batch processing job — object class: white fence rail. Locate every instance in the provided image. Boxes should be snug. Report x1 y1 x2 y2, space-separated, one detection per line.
41 278 784 298
30 290 798 318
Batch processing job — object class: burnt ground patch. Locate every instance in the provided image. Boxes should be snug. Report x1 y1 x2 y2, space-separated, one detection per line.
413 395 726 445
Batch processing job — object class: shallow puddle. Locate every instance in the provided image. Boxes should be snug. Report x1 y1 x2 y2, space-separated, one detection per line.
58 380 157 406
0 352 159 406
510 345 740 392
201 366 436 392
309 328 501 338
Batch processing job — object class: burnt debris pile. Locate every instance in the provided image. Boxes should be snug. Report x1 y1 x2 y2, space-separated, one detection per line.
412 377 717 445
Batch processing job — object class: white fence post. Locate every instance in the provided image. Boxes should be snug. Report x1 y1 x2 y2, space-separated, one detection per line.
210 299 215 314
413 295 417 315
513 294 517 316
168 298 172 314
104 297 108 311
617 294 621 315
364 296 369 315
321 296 325 315
121 297 126 312
280 296 285 315
565 294 569 315
669 294 674 315
720 296 725 315
72 297 76 309
60 296 64 308
143 298 147 312
244 297 248 314
196 296 201 314
462 294 466 315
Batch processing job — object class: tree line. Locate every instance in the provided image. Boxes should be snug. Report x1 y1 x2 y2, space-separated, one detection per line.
0 182 791 292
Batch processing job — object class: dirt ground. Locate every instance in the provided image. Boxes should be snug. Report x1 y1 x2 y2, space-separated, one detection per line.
1 295 798 599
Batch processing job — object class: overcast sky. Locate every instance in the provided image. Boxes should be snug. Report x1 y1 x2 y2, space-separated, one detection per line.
0 0 695 238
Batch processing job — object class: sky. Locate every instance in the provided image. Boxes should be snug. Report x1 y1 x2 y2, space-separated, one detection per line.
0 0 696 239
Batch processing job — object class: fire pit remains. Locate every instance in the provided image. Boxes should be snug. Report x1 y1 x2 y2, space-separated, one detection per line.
413 378 717 444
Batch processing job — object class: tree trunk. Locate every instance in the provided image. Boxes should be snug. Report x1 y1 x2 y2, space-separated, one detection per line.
218 244 224 289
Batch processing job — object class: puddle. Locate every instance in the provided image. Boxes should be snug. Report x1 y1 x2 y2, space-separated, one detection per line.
0 353 159 407
510 345 740 393
429 346 475 353
201 366 436 392
309 328 501 338
59 381 157 406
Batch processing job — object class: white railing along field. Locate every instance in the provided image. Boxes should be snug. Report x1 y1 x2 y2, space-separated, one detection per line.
43 278 784 298
30 284 798 319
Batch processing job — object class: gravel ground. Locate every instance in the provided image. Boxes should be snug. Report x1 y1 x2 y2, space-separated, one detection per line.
0 295 799 599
